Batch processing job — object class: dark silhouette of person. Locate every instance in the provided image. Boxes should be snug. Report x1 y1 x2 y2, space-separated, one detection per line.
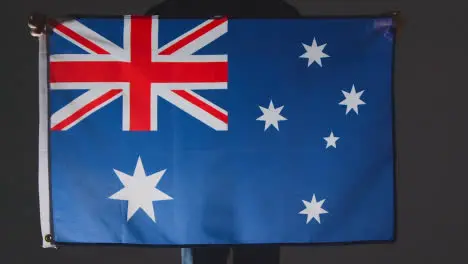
145 0 299 18
28 0 301 263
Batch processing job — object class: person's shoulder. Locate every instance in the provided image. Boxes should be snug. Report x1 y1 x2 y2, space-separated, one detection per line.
145 0 301 17
268 1 301 17
145 0 173 15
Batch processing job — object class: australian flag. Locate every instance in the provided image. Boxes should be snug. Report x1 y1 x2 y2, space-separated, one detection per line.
40 15 396 246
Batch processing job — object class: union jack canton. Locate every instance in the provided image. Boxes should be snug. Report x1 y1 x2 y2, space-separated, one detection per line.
50 16 228 131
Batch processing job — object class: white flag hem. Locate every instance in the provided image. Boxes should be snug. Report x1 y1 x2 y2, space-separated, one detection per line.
38 35 56 249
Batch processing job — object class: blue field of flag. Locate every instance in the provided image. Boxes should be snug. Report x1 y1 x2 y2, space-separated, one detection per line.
47 16 395 245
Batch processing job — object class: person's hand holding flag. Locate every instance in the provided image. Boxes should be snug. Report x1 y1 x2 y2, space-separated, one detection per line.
28 13 47 37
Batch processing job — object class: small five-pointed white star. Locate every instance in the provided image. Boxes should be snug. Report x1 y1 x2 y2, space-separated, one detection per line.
109 156 173 222
339 85 366 115
299 38 330 67
299 194 328 224
256 100 287 131
324 131 340 148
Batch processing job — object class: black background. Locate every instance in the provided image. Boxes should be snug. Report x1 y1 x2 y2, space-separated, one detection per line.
3 0 468 263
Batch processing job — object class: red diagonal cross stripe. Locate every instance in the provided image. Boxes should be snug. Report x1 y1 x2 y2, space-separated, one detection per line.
159 18 227 55
172 90 228 123
51 89 122 131
49 18 110 54
50 16 228 131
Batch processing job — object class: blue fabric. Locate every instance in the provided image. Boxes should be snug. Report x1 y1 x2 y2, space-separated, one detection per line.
49 17 395 245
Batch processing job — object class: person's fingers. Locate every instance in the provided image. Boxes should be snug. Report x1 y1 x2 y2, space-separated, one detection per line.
30 27 44 37
28 13 47 35
29 14 41 27
31 31 43 37
28 21 37 29
30 25 46 37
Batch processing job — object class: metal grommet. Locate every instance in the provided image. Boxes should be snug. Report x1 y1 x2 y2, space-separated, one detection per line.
44 234 53 242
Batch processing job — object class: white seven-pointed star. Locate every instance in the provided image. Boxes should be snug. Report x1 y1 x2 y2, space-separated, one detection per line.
299 194 328 224
299 38 330 67
109 156 173 222
324 131 340 149
339 85 366 115
256 100 287 131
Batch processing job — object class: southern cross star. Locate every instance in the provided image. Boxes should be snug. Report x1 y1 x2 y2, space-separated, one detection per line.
339 85 366 115
299 38 330 67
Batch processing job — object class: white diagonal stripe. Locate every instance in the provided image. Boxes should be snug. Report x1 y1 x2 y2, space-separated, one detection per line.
158 19 214 53
58 19 125 54
51 88 122 130
158 19 227 55
172 20 227 55
157 89 227 131
182 89 227 115
53 28 96 54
